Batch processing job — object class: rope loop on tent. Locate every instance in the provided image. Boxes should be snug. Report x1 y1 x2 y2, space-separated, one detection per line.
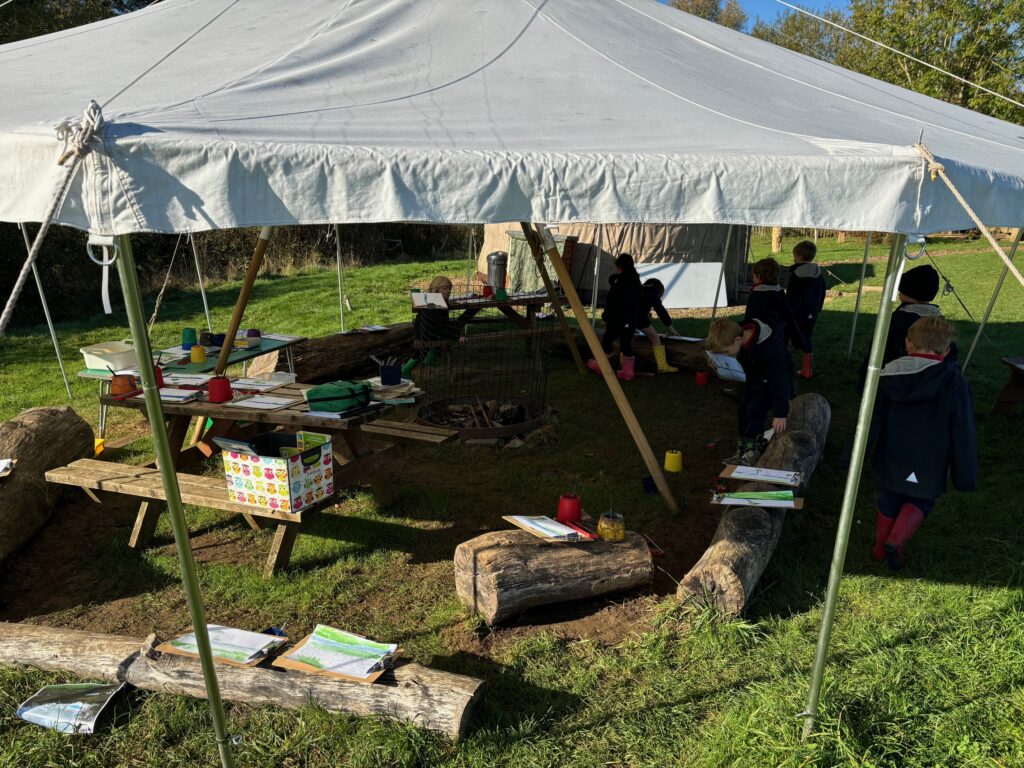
0 100 105 338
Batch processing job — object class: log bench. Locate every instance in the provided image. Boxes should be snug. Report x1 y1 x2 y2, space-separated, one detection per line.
454 530 653 625
0 622 485 741
46 458 323 578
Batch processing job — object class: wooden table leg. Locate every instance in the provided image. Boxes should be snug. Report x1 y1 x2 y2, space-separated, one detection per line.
337 427 398 506
127 415 191 550
992 370 1024 414
264 522 300 578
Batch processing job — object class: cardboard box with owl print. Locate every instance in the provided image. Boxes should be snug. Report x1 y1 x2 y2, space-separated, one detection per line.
220 431 334 515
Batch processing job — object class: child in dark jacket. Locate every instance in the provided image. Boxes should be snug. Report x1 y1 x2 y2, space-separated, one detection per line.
635 278 679 374
881 264 945 366
708 317 795 465
588 253 641 381
746 257 808 353
869 316 977 570
404 276 465 375
787 240 826 378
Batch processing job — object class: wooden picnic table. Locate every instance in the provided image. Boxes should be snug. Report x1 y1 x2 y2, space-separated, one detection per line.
416 292 552 330
79 334 306 443
992 356 1024 414
49 381 455 576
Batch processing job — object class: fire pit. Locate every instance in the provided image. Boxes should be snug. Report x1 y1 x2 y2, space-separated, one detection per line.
417 395 550 440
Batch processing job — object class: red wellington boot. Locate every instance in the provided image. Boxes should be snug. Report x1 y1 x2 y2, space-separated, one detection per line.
587 357 602 374
798 352 814 379
616 355 636 381
884 503 925 571
872 510 896 561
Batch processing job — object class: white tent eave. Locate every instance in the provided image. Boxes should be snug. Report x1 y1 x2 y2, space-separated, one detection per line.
1 0 1022 235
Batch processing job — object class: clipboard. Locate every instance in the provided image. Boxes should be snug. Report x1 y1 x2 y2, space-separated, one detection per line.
271 634 401 684
719 465 802 487
155 631 288 668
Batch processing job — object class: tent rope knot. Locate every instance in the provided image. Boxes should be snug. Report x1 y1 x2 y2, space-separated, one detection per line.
55 100 104 166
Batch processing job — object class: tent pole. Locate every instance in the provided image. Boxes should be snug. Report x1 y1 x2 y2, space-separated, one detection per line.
846 233 873 359
214 227 274 377
710 225 733 322
333 224 346 333
519 223 587 374
964 226 1022 371
114 235 235 768
590 225 603 322
18 223 72 400
190 234 213 333
802 234 906 738
533 223 679 513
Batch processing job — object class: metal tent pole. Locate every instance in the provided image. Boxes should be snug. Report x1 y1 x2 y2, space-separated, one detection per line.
190 234 213 333
18 223 72 399
333 224 346 333
846 233 873 359
114 235 235 768
801 234 906 738
710 225 733 322
963 227 1022 371
590 224 603 322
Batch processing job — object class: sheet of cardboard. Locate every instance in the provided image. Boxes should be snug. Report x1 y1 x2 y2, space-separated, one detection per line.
271 634 400 684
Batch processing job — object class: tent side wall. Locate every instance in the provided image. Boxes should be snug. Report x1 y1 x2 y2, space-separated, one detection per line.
477 223 749 305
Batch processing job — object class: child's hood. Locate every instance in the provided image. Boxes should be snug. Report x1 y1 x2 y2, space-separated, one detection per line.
878 356 956 402
752 283 782 292
898 302 941 317
792 263 821 279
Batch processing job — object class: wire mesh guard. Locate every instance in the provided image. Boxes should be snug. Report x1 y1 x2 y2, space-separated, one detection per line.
415 310 555 436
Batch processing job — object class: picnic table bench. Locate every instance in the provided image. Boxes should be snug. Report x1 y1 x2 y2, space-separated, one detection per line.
46 382 456 576
992 356 1024 414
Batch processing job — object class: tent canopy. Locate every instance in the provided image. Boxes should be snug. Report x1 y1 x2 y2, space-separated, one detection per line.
1 0 1022 235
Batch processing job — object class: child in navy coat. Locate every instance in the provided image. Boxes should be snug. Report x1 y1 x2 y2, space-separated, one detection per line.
787 241 826 378
635 278 679 374
708 317 795 465
588 253 641 380
746 257 808 352
869 315 977 570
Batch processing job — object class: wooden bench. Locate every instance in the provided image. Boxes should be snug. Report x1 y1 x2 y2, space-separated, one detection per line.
992 356 1024 414
360 420 457 445
46 459 320 578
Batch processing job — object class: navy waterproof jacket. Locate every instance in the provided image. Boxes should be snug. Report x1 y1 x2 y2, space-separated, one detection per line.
635 284 672 328
871 355 977 500
602 270 641 326
738 319 795 419
882 303 943 366
786 263 827 327
745 284 807 351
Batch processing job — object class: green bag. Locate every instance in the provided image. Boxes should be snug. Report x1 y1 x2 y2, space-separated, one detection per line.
303 380 372 413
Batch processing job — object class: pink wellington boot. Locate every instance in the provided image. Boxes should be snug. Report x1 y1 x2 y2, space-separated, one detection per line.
884 503 925 571
587 357 602 374
872 510 896 561
616 355 636 381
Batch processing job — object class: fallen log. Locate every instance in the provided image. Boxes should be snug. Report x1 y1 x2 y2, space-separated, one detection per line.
454 530 653 625
555 330 707 371
0 407 93 564
0 622 484 741
677 393 831 615
247 323 415 383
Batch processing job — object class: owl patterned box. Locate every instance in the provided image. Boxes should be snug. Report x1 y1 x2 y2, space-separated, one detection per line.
221 431 334 514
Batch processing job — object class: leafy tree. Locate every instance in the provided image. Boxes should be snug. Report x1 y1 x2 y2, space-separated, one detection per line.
751 0 1024 124
1 1 150 46
670 0 749 31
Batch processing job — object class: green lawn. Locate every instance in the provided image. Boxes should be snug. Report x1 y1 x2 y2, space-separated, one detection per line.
1 235 1023 767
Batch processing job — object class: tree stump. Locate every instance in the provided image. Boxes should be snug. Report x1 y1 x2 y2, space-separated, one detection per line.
677 393 831 615
0 406 93 564
771 226 783 254
0 622 485 741
454 530 653 625
247 323 415 383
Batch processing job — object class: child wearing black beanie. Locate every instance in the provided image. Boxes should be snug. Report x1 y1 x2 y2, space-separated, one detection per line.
881 264 943 366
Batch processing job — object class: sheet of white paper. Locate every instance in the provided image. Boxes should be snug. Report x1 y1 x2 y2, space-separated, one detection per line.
705 351 747 382
664 335 704 343
162 373 212 386
133 388 199 402
169 625 284 663
727 466 801 486
261 333 302 342
283 624 396 679
711 495 798 509
304 410 343 419
412 292 448 309
0 458 13 476
507 515 580 540
225 395 298 410
231 378 282 392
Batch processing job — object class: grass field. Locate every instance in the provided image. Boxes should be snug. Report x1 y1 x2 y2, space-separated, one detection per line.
1 233 1023 767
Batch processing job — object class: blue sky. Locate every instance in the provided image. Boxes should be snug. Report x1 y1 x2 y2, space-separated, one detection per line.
659 0 848 26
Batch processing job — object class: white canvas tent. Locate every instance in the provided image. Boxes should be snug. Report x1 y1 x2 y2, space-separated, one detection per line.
2 0 1024 760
